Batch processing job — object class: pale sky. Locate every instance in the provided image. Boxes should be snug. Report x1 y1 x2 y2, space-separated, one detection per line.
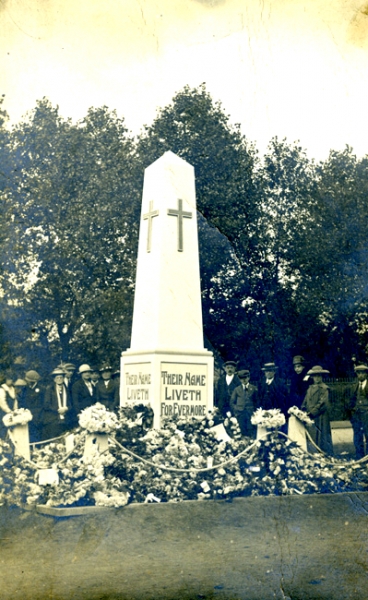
1 0 368 160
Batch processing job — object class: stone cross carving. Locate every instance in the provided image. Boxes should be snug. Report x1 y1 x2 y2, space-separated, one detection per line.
143 200 159 252
167 198 192 252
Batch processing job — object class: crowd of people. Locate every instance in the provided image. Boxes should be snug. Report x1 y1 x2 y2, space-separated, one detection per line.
0 363 120 442
0 355 367 459
215 357 368 458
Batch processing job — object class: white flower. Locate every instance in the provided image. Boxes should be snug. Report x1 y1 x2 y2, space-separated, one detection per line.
3 408 33 427
78 403 120 433
288 406 313 425
251 408 285 429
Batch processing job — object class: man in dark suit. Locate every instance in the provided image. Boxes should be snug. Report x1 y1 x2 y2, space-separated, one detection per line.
72 364 96 414
258 362 289 415
22 370 44 442
348 363 368 459
61 363 76 393
230 369 258 437
215 361 241 418
96 365 119 411
42 367 77 439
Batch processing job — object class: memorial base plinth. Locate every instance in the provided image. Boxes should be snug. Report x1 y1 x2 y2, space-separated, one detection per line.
288 415 307 451
36 504 114 517
256 425 268 440
121 349 214 428
83 432 109 458
8 423 30 461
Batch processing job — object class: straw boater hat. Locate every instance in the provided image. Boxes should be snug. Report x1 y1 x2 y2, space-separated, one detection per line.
51 367 66 377
354 364 368 372
261 362 278 371
78 364 92 374
306 365 330 376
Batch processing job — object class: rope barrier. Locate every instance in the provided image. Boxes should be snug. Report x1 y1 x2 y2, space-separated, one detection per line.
7 431 87 471
110 429 368 473
277 430 368 466
108 434 271 473
5 422 368 476
30 434 68 451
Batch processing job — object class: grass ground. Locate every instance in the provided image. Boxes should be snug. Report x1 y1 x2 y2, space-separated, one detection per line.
0 492 367 600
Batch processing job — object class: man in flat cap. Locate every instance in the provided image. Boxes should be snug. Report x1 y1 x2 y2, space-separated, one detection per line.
72 364 96 414
348 364 368 459
230 369 258 437
22 370 44 442
90 366 100 389
215 361 241 418
258 362 289 415
61 363 76 392
289 356 310 409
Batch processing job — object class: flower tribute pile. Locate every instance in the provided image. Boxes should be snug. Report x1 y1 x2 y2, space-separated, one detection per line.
0 403 367 508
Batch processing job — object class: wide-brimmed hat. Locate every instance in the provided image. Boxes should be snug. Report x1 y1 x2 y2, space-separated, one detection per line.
293 355 305 365
14 378 27 387
78 364 92 374
262 362 278 371
51 367 65 377
25 370 41 382
354 364 368 372
238 369 250 379
307 365 330 376
100 364 112 372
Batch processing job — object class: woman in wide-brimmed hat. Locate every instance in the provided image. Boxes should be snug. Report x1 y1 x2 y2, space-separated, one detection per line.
301 365 333 455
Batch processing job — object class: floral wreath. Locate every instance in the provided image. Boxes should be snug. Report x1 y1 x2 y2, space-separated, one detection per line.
250 408 286 429
3 408 33 428
288 406 313 426
78 403 120 434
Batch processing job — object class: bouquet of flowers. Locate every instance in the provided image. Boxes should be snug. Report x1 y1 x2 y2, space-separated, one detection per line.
3 408 33 428
251 408 286 429
78 403 120 434
288 406 314 426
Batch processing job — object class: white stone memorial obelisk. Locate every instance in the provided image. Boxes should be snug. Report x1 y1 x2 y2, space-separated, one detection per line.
121 151 214 427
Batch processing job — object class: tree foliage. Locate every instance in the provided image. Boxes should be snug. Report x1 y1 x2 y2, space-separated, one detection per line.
0 87 367 377
1 100 141 368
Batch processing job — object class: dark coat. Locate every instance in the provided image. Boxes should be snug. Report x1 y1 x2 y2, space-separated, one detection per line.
19 383 45 443
348 381 368 417
41 384 77 440
215 374 242 417
301 382 333 455
289 369 310 409
347 380 368 458
96 379 119 411
72 378 96 413
258 377 289 414
230 383 258 436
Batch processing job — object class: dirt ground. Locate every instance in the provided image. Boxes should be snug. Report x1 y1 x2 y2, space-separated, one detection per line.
0 492 367 600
